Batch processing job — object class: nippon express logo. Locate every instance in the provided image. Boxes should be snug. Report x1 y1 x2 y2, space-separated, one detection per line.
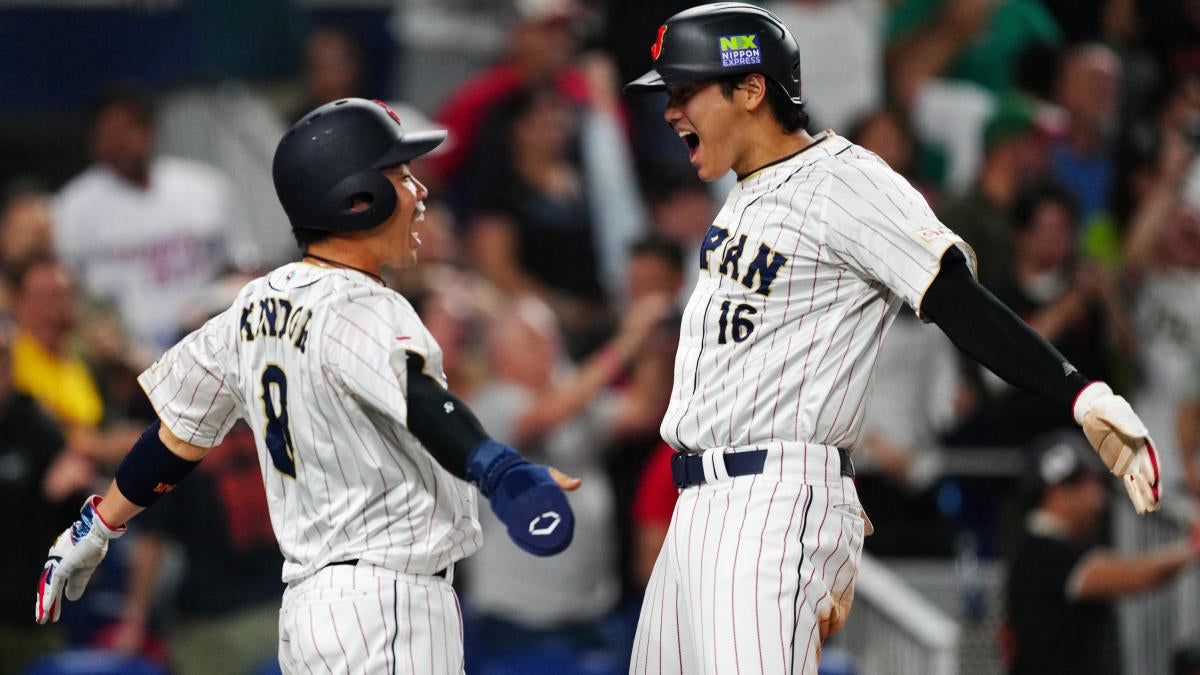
719 34 761 67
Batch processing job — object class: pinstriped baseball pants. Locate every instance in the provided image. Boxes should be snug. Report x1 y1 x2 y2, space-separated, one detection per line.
278 562 464 674
630 447 865 675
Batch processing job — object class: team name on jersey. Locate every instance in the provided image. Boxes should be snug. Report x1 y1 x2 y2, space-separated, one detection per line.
239 297 313 353
698 224 788 296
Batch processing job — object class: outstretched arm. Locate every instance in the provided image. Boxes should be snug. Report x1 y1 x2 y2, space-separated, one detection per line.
920 247 1090 408
921 247 1160 513
404 352 580 556
36 421 210 624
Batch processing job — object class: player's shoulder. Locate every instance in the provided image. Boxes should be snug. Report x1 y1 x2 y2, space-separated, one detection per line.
814 135 913 194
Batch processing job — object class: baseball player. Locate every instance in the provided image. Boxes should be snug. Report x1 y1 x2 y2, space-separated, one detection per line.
34 98 581 674
622 4 1161 674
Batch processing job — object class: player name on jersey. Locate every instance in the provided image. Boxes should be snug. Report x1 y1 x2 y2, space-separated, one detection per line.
699 224 789 296
239 296 314 353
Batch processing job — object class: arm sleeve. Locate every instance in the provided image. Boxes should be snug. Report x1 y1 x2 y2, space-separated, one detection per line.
403 352 489 479
921 247 1091 409
137 313 242 448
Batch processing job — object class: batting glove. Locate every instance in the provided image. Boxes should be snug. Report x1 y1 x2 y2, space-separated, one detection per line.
466 440 575 556
35 495 126 624
1073 382 1161 514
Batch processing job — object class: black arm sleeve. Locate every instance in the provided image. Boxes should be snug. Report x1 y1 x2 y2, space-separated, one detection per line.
920 247 1091 410
403 351 489 479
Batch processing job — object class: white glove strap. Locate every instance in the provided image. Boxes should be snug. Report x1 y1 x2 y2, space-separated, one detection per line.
82 495 126 541
1073 381 1113 425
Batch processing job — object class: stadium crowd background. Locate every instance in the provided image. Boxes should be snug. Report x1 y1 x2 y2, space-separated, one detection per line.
4 0 1200 673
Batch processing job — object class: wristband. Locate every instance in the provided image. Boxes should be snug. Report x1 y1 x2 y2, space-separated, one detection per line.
465 439 525 498
114 421 201 507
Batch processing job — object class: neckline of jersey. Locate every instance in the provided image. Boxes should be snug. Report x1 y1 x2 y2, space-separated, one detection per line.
300 255 386 286
737 129 836 183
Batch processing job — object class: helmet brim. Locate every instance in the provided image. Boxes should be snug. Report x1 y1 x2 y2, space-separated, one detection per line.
623 69 667 94
375 129 449 168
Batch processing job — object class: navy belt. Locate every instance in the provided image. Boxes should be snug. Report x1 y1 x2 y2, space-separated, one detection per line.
324 560 447 579
671 448 854 489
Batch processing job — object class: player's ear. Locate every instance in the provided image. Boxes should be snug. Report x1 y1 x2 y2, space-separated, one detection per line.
738 74 767 111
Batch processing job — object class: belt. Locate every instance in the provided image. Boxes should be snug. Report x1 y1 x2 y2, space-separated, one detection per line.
671 447 854 489
324 560 448 579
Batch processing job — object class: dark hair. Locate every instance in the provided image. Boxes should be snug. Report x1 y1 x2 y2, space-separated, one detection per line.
292 227 335 250
1012 182 1080 234
88 82 155 130
716 73 808 133
629 234 686 274
0 176 50 214
4 249 60 292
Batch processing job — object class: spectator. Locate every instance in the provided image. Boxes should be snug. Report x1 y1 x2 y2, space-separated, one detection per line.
462 291 671 670
1050 43 1124 224
1122 123 1200 499
605 236 685 593
9 253 141 465
0 178 55 314
429 0 593 189
937 94 1048 289
287 24 371 124
886 0 1061 108
643 169 718 298
0 316 87 674
982 184 1135 447
52 84 243 354
763 0 886 132
888 1 1061 196
0 178 54 270
463 85 609 350
1003 429 1200 675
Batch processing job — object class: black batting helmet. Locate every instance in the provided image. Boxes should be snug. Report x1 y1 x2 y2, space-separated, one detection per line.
272 98 446 232
624 2 803 106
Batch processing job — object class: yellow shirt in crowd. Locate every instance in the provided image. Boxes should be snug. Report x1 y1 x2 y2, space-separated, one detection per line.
12 330 104 428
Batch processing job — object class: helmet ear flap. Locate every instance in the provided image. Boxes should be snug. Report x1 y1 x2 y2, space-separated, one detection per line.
319 170 399 232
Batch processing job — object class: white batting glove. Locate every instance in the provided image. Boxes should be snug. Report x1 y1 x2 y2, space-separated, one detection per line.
1073 382 1161 514
35 495 125 624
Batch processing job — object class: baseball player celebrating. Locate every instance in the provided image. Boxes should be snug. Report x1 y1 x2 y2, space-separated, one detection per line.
622 4 1160 674
34 98 580 674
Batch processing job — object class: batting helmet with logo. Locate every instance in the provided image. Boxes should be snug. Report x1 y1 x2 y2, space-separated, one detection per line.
624 2 803 106
272 98 447 232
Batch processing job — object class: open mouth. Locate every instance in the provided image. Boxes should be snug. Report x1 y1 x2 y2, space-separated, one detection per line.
679 130 700 161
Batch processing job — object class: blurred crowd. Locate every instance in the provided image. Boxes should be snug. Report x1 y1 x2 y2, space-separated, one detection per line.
6 0 1200 673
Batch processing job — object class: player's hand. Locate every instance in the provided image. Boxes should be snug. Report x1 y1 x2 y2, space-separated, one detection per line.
467 440 578 556
1074 382 1161 514
35 495 126 624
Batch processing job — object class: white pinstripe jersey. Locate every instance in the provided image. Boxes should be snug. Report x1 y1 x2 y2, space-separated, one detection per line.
139 262 482 583
661 132 974 454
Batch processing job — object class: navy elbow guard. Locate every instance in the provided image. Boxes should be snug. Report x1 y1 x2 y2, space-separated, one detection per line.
114 421 201 507
466 439 575 557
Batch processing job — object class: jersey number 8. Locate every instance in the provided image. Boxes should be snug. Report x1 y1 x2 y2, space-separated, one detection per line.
261 364 297 477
